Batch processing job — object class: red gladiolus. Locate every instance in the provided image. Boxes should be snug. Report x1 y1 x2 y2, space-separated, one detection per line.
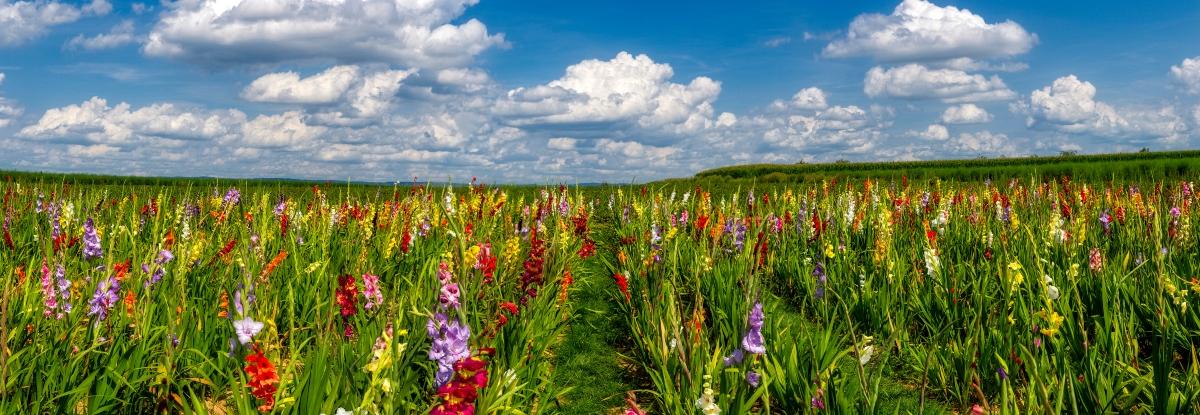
261 251 288 280
3 227 12 250
430 355 489 415
114 259 132 282
476 243 497 283
577 239 595 259
495 301 519 329
811 213 825 240
560 271 573 303
217 239 237 262
336 274 358 318
244 348 279 412
280 212 289 237
519 229 545 304
400 230 412 254
500 301 519 314
612 273 630 302
572 210 589 236
52 233 66 254
336 274 359 337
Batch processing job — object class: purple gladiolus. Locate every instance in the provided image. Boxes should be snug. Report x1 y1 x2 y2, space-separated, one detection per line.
87 277 119 322
426 312 471 386
742 302 766 354
724 348 745 366
813 262 827 299
223 188 241 205
746 370 761 388
233 317 264 345
56 264 72 314
83 217 102 260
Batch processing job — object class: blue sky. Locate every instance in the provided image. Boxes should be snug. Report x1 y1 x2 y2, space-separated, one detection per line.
1 0 1198 183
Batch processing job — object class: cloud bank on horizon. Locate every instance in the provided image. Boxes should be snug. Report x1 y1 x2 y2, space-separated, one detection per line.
1 0 1199 182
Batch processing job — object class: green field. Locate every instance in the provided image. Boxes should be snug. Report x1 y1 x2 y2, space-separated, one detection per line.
1 153 1199 414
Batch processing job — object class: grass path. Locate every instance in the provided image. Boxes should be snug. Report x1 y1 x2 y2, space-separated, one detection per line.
551 210 954 414
551 213 641 414
763 291 954 414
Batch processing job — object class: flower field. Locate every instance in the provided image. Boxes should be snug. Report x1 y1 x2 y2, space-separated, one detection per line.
1 176 1199 414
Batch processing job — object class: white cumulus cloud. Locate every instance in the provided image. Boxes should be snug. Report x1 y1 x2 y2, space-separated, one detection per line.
941 103 992 124
951 131 1015 155
547 137 577 151
240 111 326 148
1170 57 1200 95
143 0 505 69
824 0 1036 62
1016 75 1188 141
909 123 949 140
65 19 136 51
19 97 245 144
1 0 110 46
790 87 829 110
595 138 677 161
0 73 22 128
496 52 734 135
243 65 415 121
864 64 1016 103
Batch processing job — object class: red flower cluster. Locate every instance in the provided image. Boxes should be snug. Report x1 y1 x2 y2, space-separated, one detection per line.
336 274 359 317
113 259 133 282
213 239 237 265
577 239 595 259
280 212 289 237
244 348 279 412
572 209 589 236
400 230 413 254
559 271 574 304
476 243 497 284
519 228 545 304
430 356 489 415
612 273 630 302
495 301 519 329
336 274 358 337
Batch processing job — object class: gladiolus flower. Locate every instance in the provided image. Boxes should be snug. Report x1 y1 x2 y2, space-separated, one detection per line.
612 273 630 302
244 347 279 411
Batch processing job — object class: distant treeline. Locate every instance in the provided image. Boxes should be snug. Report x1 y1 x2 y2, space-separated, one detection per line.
691 150 1200 182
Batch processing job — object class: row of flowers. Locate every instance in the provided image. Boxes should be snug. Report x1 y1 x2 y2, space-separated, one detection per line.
1 182 594 414
602 178 1200 413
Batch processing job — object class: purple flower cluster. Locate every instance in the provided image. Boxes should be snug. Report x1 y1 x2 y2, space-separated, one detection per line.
144 249 175 289
723 302 767 387
40 262 72 319
813 262 827 299
83 217 102 260
741 302 766 354
48 202 61 239
426 312 471 386
87 276 120 322
223 188 241 205
724 219 747 252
